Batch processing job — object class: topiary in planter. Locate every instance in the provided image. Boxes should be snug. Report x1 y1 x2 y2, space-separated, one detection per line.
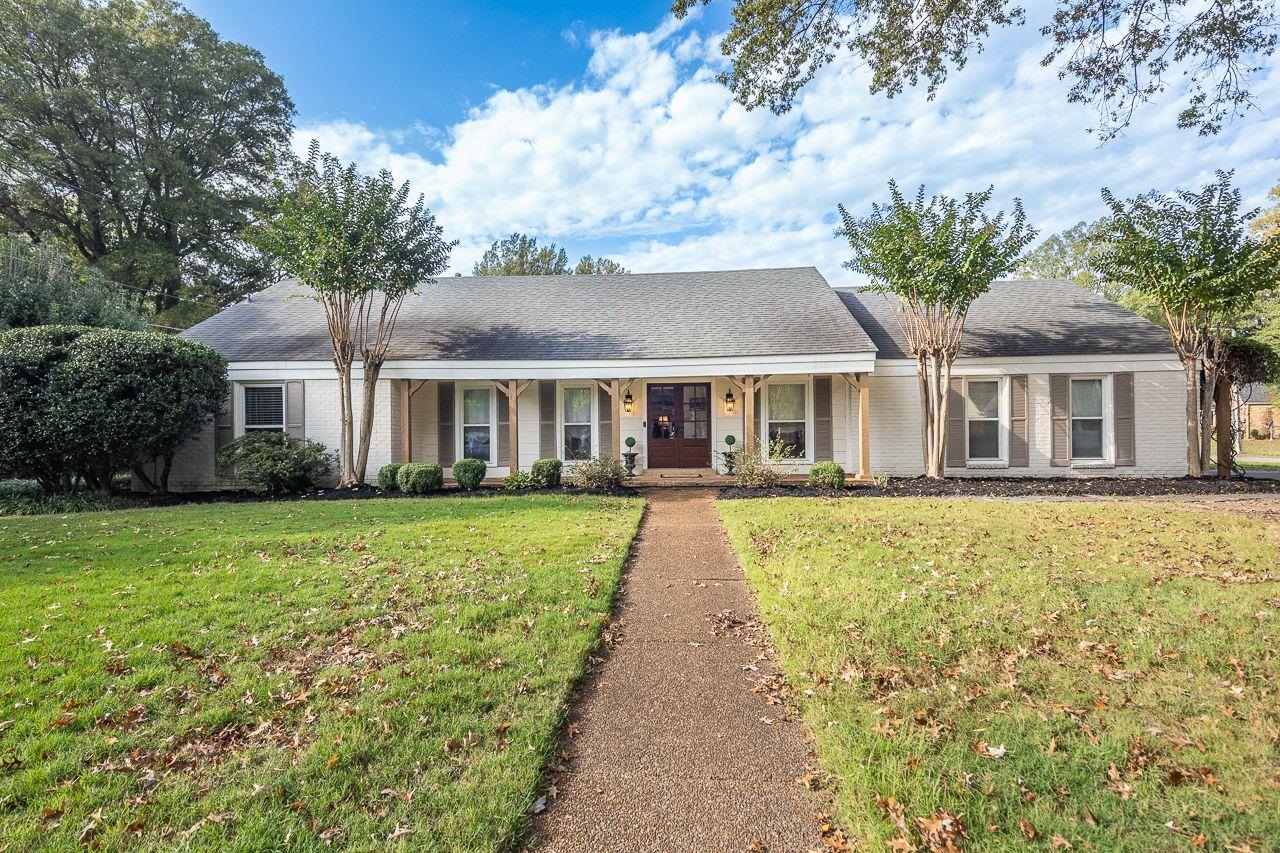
452 458 487 490
397 462 443 494
531 457 562 488
377 463 403 490
807 461 846 490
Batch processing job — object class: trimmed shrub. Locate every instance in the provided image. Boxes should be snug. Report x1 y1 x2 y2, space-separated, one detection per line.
397 462 443 494
377 463 404 490
531 457 562 488
215 432 333 495
807 461 846 490
452 458 487 490
503 471 538 490
573 455 625 491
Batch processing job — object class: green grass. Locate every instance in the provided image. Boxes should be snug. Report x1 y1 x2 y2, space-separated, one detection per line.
0 495 643 851
1239 459 1280 471
718 498 1280 851
1241 439 1280 459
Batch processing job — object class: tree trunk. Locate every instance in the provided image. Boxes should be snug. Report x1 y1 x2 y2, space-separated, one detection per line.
1199 368 1215 475
1183 359 1203 477
335 360 357 487
353 359 383 485
918 353 947 478
1215 379 1233 478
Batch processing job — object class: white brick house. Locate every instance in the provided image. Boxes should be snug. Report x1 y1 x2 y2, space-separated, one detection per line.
165 268 1187 490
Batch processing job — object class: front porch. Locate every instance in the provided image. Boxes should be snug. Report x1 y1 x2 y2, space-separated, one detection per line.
388 370 873 481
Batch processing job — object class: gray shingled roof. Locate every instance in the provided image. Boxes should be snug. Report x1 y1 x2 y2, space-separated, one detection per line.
836 280 1175 359
182 267 876 361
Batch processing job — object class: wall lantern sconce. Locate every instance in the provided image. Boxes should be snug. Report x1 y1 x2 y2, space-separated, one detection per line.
724 390 736 413
623 391 634 414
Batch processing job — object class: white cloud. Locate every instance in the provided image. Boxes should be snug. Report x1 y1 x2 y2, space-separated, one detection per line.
294 15 1280 286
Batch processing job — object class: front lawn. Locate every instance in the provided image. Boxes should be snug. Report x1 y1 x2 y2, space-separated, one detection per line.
0 495 642 850
719 498 1279 851
1242 438 1280 458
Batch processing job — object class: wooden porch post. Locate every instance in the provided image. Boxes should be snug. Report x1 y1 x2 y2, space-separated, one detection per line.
743 376 756 456
399 380 410 463
858 376 871 481
497 380 534 471
610 378 622 462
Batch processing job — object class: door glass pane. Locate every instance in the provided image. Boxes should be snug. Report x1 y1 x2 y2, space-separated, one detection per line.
768 423 806 457
1072 420 1104 459
768 384 805 421
968 420 999 459
683 385 709 438
966 381 999 419
1070 379 1103 418
463 426 491 461
563 387 592 424
649 385 675 439
463 388 490 424
564 425 592 460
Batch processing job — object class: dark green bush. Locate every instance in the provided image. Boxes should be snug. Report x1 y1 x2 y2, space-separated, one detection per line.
573 455 625 491
215 432 333 495
531 457 562 488
0 478 134 516
397 462 443 494
452 458 487 490
807 461 846 490
503 471 538 490
377 463 404 490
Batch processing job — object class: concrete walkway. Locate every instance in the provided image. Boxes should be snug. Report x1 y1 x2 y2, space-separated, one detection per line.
534 489 825 853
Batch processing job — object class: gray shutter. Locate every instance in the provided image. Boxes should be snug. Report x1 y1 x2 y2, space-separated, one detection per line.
945 378 966 468
285 381 305 439
438 381 456 467
597 386 612 459
539 381 556 459
1050 374 1070 467
1010 375 1029 467
814 376 833 461
1114 372 1136 466
497 387 509 466
214 389 233 457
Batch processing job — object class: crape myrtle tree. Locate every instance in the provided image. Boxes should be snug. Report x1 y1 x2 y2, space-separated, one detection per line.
671 0 1277 140
838 182 1035 477
251 141 455 487
1097 172 1280 476
0 0 294 318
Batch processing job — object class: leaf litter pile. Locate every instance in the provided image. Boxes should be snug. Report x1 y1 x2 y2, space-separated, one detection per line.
719 498 1279 851
0 494 642 850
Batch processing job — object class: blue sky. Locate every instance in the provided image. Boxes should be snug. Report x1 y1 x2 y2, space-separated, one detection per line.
190 1 1280 285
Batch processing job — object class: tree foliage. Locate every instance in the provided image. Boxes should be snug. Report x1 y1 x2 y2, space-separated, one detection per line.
251 141 454 486
0 233 147 330
0 326 227 493
473 233 629 276
1097 171 1280 475
0 0 294 314
671 0 1277 139
838 182 1035 476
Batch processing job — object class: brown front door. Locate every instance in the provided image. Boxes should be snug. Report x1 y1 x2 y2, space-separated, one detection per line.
646 383 711 468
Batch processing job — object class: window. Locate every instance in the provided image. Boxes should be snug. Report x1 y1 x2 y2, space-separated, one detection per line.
766 382 806 458
461 386 493 462
1070 378 1105 460
965 379 1001 461
243 385 284 432
563 386 593 461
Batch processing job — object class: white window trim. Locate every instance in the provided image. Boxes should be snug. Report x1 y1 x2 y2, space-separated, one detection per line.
964 376 1009 467
558 381 598 465
236 382 286 436
456 382 498 466
760 377 813 462
1069 373 1115 467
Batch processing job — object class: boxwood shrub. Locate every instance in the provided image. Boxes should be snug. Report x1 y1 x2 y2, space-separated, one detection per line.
807 461 846 490
531 457 562 488
397 462 443 494
452 458 487 490
377 463 403 490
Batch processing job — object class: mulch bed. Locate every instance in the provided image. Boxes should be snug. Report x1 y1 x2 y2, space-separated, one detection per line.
719 476 1280 500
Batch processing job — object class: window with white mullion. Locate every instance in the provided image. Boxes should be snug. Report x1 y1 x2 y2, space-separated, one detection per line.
562 386 593 461
243 385 285 432
765 381 807 459
1070 377 1105 460
461 386 494 463
965 379 1002 461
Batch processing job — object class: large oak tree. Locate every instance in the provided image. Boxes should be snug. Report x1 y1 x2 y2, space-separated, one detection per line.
0 0 294 319
473 233 629 276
